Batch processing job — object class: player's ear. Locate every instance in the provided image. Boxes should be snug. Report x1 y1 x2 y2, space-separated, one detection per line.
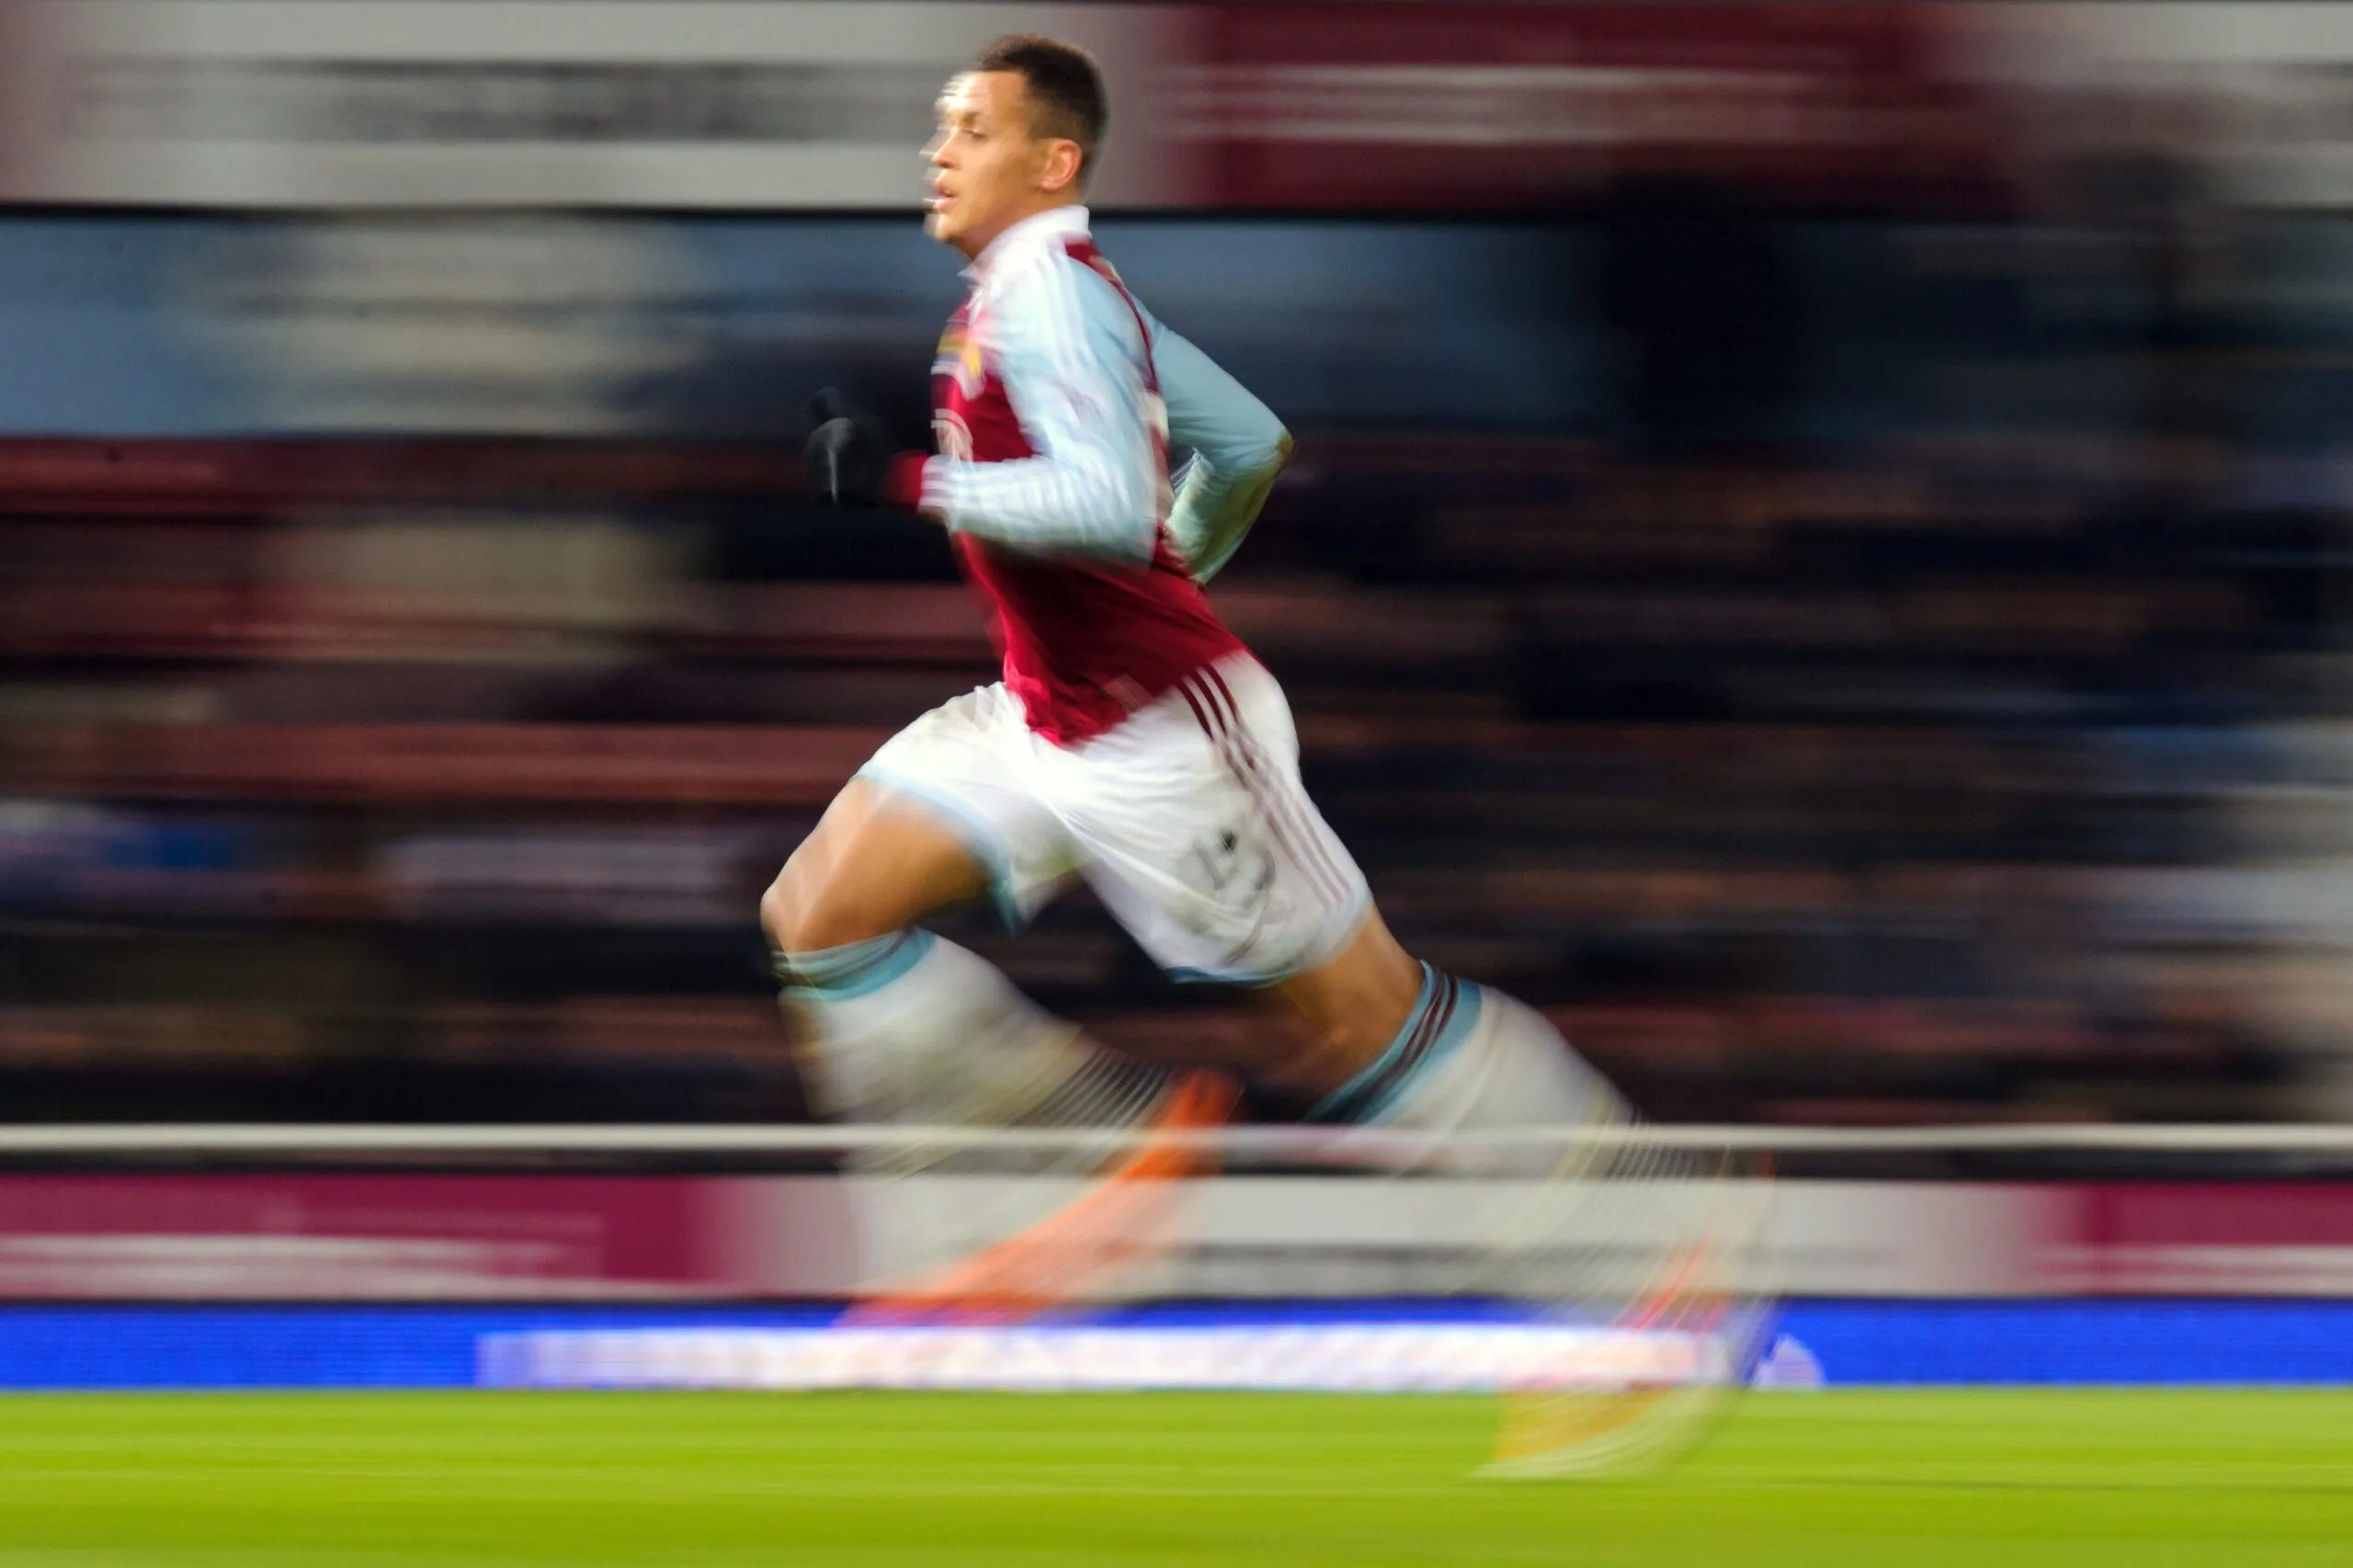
1038 138 1084 196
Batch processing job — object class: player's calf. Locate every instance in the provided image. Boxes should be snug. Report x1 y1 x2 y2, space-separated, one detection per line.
1275 915 1615 1137
774 926 1120 1129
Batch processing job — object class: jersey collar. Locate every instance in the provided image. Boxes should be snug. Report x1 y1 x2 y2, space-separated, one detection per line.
962 203 1092 288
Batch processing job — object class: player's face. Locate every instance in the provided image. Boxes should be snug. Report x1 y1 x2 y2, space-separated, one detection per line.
924 71 1071 259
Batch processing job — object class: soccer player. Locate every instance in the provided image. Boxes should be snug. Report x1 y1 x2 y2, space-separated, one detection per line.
762 34 1608 1148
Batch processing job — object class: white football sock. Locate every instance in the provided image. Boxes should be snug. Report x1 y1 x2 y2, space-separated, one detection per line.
1312 963 1619 1133
777 929 1143 1129
1386 983 1622 1135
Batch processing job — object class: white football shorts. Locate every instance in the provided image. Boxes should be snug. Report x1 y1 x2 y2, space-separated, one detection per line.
857 652 1372 985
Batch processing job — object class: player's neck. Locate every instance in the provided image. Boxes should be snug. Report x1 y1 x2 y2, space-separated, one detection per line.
955 199 1086 267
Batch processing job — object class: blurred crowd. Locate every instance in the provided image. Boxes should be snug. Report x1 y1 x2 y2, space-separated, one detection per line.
6 49 2353 1130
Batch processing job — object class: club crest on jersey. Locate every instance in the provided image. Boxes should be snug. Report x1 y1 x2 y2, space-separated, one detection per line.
932 324 988 400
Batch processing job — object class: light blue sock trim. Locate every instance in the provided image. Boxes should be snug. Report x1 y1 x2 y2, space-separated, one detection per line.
777 928 936 1002
1363 979 1483 1124
1306 961 1438 1123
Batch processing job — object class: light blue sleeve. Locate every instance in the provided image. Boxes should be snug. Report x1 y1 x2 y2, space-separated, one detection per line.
1150 318 1292 584
923 253 1160 565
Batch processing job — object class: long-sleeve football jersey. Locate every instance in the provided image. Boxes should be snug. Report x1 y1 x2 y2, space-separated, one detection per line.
913 205 1290 744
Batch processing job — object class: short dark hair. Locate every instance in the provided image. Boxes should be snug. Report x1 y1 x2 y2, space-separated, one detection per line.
973 34 1108 187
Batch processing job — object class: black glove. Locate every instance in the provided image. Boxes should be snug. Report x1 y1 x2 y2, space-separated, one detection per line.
803 388 892 506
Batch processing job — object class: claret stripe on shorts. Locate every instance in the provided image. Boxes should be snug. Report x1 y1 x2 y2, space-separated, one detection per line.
1191 667 1354 905
1176 670 1350 909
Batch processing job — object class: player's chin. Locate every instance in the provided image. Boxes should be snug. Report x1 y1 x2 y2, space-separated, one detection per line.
925 208 959 244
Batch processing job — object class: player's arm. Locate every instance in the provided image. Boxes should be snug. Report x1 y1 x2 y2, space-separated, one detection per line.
914 257 1160 566
1154 324 1290 585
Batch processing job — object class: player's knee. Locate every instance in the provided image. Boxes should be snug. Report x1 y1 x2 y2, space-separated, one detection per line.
757 872 801 955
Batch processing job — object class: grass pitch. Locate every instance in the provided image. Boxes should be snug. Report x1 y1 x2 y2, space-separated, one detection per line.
0 1390 2348 1565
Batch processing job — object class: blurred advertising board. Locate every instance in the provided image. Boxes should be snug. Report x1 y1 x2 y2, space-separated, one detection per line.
3 1173 2351 1301
1987 1 2353 210
7 2 2353 212
0 0 1996 211
0 1 1200 209
1172 2 2003 212
0 1175 855 1301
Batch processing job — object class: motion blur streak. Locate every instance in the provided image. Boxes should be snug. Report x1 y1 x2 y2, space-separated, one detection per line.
5 6 2348 1131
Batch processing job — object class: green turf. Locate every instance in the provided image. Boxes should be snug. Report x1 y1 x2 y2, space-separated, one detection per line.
0 1391 2348 1565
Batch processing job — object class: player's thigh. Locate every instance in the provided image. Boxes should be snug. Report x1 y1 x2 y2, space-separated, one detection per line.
1059 657 1372 987
763 683 1076 952
761 777 987 953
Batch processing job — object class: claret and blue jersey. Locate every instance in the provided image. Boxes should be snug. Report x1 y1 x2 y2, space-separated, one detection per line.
911 204 1292 745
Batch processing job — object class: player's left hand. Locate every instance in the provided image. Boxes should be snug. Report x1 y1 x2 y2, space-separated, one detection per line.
804 388 892 506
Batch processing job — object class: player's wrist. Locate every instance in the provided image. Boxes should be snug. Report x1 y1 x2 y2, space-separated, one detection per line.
883 452 937 516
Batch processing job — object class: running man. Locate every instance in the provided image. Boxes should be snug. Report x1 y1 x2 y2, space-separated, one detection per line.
762 34 1608 1147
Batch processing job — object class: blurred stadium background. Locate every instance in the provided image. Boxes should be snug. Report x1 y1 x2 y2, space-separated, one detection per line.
8 0 2353 1517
